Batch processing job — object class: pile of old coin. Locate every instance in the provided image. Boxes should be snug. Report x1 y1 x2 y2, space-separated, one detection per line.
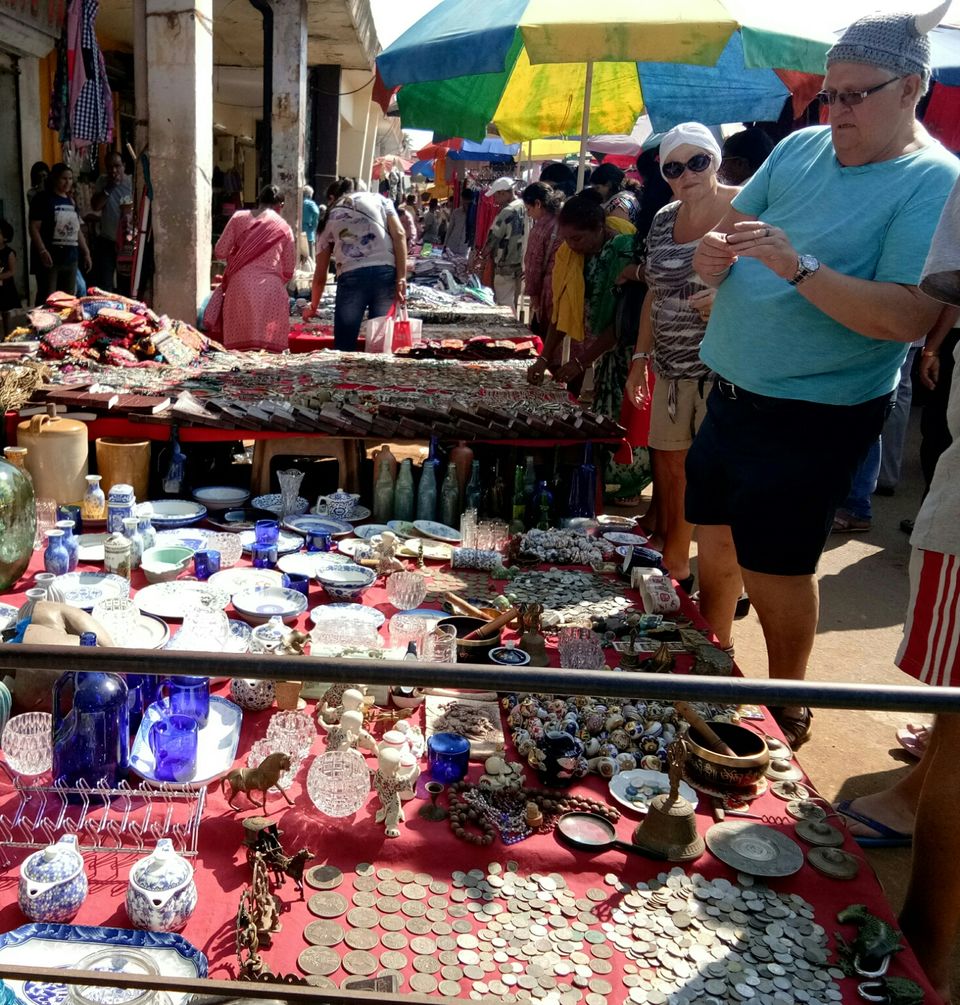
502 570 633 627
296 860 843 1004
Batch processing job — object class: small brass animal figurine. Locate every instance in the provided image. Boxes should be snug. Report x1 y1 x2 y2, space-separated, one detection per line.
268 848 313 894
222 752 295 813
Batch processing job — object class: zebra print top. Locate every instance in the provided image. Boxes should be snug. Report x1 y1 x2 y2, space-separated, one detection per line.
645 201 713 381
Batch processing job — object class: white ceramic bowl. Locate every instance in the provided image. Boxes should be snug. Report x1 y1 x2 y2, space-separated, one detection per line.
139 546 194 584
232 586 309 625
192 486 251 511
315 566 377 601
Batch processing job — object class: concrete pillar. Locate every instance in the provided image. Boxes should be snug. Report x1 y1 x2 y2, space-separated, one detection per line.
307 65 340 196
270 0 306 237
146 0 212 323
360 101 376 191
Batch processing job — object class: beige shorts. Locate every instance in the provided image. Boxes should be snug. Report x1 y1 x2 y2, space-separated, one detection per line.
648 377 713 450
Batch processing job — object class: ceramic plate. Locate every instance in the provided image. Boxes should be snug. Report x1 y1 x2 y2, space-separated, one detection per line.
387 520 417 536
233 586 309 624
335 538 373 559
238 527 302 555
354 523 391 540
277 552 352 578
0 603 19 632
609 769 699 815
134 581 230 619
597 514 640 529
313 502 372 522
310 603 385 628
285 515 354 538
154 528 211 552
252 493 309 516
51 572 129 610
106 613 170 650
0 924 207 1005
206 507 278 532
402 608 448 622
130 695 242 788
705 821 805 877
147 500 208 528
192 485 250 510
399 537 453 561
603 531 650 547
226 619 252 653
412 519 461 543
208 567 283 596
76 532 109 562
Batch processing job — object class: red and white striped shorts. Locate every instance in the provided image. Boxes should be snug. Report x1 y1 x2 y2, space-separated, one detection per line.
897 548 960 687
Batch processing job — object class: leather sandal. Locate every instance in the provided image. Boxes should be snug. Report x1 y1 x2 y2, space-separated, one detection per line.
770 706 813 749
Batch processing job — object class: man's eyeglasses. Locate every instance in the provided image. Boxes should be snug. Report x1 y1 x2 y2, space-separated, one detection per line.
662 153 713 180
817 76 904 107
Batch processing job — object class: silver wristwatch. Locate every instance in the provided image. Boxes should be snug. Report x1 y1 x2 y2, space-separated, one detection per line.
789 254 820 287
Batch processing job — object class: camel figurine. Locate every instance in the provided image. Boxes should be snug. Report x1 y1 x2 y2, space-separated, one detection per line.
222 752 295 813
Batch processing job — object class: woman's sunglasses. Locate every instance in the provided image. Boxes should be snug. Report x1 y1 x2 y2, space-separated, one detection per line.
662 153 713 180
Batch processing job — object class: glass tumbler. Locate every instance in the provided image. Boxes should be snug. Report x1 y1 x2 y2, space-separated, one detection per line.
306 750 371 817
1 712 53 775
193 550 221 581
388 614 428 653
91 597 142 645
386 571 427 611
425 624 457 664
158 676 210 727
179 604 230 652
255 520 280 546
34 498 58 551
148 713 198 783
267 710 316 757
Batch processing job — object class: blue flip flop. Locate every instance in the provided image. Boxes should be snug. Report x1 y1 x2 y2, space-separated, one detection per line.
836 799 912 848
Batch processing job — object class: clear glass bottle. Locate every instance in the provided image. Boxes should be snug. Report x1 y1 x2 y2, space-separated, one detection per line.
464 460 483 513
415 459 437 522
393 459 416 522
440 463 460 529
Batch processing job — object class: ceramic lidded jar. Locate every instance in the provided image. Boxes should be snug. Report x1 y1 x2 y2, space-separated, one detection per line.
18 833 88 922
126 838 197 932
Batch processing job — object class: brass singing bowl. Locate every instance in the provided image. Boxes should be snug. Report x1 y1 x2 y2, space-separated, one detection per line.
684 721 770 792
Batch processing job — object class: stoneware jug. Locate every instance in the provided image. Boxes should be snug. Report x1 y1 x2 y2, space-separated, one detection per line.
18 833 88 922
126 838 197 931
17 406 88 504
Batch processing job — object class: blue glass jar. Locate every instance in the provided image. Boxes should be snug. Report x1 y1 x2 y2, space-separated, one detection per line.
427 732 470 783
43 529 70 575
52 671 130 790
56 519 79 571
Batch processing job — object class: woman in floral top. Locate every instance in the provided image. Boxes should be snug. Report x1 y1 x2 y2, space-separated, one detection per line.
521 183 563 333
591 163 643 228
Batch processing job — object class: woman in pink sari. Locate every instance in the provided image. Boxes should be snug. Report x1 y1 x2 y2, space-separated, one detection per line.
208 185 296 351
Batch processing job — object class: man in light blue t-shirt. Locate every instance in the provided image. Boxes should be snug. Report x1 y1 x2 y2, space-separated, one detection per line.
686 5 959 749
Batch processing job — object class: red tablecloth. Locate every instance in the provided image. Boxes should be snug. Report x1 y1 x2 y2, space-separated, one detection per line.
0 547 935 1000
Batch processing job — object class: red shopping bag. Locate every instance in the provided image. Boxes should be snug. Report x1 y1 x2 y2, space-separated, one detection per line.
392 303 413 350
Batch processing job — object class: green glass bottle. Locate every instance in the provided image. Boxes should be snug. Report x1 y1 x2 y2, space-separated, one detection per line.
510 463 526 533
393 459 415 522
440 463 460 528
0 455 36 590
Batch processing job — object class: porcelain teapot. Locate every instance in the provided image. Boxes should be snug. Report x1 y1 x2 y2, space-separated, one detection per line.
126 838 197 932
18 834 88 922
315 488 360 520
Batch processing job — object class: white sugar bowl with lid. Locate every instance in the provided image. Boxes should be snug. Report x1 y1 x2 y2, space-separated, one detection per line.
126 838 197 931
18 833 88 922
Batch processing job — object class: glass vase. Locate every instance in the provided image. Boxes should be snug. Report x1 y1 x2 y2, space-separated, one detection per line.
277 468 305 519
0 456 36 590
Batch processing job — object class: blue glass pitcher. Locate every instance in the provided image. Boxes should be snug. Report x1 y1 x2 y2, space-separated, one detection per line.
52 671 130 790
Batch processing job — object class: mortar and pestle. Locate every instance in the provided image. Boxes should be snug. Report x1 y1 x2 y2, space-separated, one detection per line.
679 705 770 793
437 607 519 663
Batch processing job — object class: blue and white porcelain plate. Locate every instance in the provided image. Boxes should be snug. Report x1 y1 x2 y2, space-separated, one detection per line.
233 586 308 625
284 515 354 538
354 523 391 540
237 528 303 555
130 695 242 788
412 520 461 543
310 603 385 629
276 552 352 578
0 924 207 1005
313 502 373 522
133 581 230 620
603 531 650 547
335 538 373 559
387 520 417 536
50 572 129 611
154 528 211 553
207 567 283 597
146 500 208 529
252 493 310 516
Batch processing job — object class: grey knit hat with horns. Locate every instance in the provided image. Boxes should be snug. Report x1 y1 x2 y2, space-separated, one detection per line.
826 0 950 88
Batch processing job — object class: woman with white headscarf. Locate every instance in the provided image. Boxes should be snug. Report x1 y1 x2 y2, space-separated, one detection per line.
624 122 737 595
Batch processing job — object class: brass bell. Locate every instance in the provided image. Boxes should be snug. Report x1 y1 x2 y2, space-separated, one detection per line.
632 740 705 862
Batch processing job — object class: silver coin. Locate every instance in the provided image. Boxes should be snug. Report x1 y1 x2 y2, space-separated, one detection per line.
308 892 348 918
379 879 403 896
414 955 441 974
410 973 439 993
352 891 377 908
377 867 396 881
397 869 416 883
347 907 379 929
304 975 337 989
459 950 481 966
380 950 409 970
585 888 607 903
406 917 433 935
431 881 450 895
439 980 462 996
415 872 434 885
441 965 464 981
437 936 458 951
439 951 459 966
403 882 429 900
411 936 439 955
297 946 340 976
353 875 378 892
305 865 343 890
402 900 428 918
304 919 345 947
339 950 376 976
457 933 480 948
378 896 402 914
382 931 408 950
356 862 374 875
345 928 379 951
381 914 405 932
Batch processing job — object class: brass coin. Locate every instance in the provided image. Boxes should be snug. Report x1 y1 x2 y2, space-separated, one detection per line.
308 892 348 918
413 955 441 974
380 950 409 970
297 946 341 976
410 974 439 993
345 928 379 951
304 920 345 947
439 980 462 996
382 931 408 950
305 865 343 890
342 950 378 976
347 907 379 929
305 976 337 989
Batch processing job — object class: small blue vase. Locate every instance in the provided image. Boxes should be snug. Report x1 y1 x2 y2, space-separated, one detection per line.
56 519 79 571
43 529 70 575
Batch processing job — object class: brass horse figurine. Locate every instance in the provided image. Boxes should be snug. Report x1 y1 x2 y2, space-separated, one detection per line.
222 752 295 813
